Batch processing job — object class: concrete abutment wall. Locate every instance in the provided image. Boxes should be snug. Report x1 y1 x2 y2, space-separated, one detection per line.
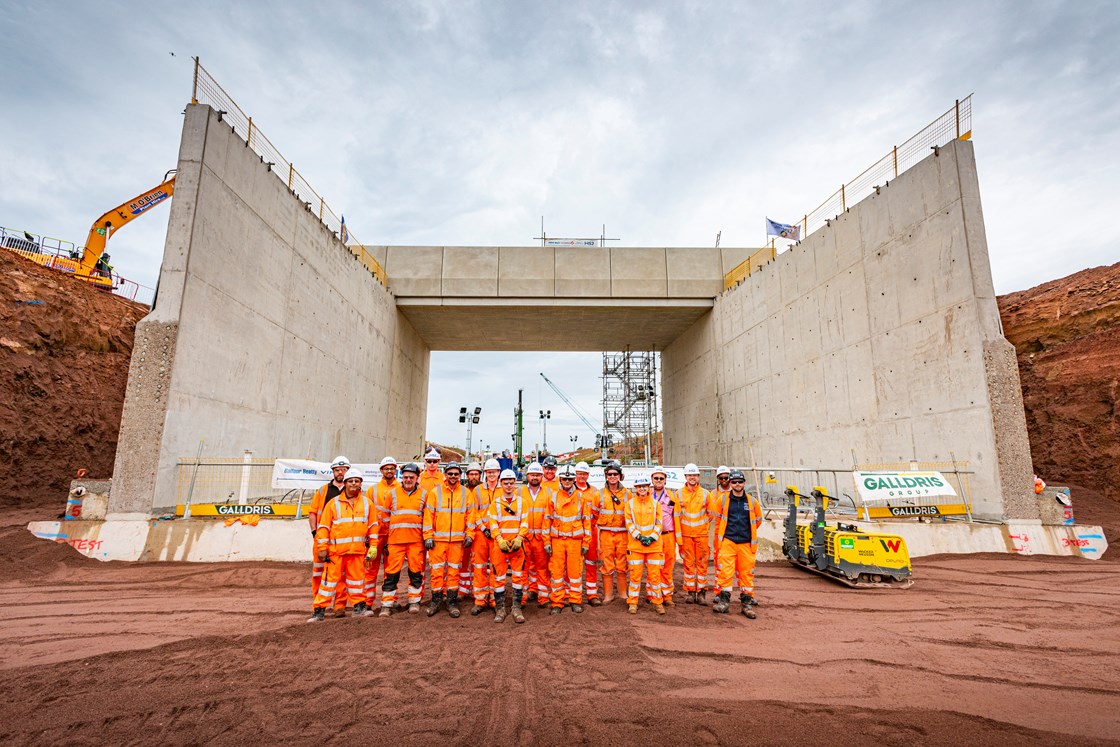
108 105 428 516
663 139 1035 520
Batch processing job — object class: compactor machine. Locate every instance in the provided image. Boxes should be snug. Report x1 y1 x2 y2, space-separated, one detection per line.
782 486 913 589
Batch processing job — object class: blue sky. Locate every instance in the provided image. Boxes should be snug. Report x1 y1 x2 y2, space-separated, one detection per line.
2 1 1117 454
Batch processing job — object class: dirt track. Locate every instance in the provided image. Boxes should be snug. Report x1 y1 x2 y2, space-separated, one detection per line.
2 500 1119 746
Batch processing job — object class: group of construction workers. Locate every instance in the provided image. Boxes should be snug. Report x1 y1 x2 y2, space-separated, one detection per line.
308 449 763 624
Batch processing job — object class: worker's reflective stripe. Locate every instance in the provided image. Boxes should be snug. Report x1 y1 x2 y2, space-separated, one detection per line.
430 561 446 569
394 509 422 517
599 526 627 533
552 529 585 538
329 535 367 545
392 522 423 530
433 532 466 540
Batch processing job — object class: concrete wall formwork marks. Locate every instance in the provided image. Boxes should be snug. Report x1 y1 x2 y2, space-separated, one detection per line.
663 140 1034 520
109 105 428 516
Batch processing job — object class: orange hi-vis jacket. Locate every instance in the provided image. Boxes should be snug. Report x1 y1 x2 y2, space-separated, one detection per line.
382 484 426 544
574 484 600 525
677 484 718 538
489 490 530 542
546 487 591 549
366 479 399 536
541 477 560 493
315 493 377 557
419 470 444 496
309 482 344 524
521 486 551 538
714 491 764 549
598 484 631 532
423 484 471 543
473 482 500 531
625 494 664 552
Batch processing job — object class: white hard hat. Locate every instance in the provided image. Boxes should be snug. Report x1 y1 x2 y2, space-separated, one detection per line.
716 465 730 476
424 447 441 460
343 467 363 482
499 469 517 481
330 455 351 469
651 466 668 478
684 463 700 476
575 461 590 473
558 465 576 479
526 462 544 475
379 456 397 467
633 475 651 486
466 462 482 473
484 458 501 471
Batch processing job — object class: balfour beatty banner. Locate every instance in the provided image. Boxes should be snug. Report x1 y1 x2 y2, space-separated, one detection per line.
271 459 382 490
853 471 957 504
588 465 685 491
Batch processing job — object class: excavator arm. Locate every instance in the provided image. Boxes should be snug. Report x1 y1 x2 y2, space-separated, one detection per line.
76 171 176 279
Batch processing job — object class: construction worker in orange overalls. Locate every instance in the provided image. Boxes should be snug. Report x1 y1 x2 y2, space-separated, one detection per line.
489 469 530 624
455 461 483 602
678 463 718 605
573 461 602 606
709 465 732 596
419 447 445 495
596 461 630 605
423 462 472 618
521 462 552 607
649 466 682 606
378 462 427 617
309 468 378 622
469 458 502 615
540 455 560 493
308 455 351 617
625 474 665 615
362 456 398 608
712 469 763 619
545 465 591 614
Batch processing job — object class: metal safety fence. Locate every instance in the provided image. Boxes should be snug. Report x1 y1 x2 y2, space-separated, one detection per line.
176 457 309 518
724 95 973 291
722 245 777 291
189 58 388 287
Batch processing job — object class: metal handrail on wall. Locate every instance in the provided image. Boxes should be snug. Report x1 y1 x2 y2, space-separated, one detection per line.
189 58 388 288
724 95 974 291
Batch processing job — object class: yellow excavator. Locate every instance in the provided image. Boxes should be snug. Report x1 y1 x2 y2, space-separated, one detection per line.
1 171 175 290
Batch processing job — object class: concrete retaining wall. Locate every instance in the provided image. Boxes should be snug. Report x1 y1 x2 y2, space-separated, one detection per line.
663 140 1034 520
108 105 428 516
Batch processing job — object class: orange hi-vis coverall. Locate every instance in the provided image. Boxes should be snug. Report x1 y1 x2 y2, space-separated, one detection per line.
651 489 683 602
714 491 764 598
456 485 481 598
625 494 664 605
470 483 500 605
575 483 601 600
546 486 591 607
380 483 427 608
309 481 345 609
419 469 444 496
597 485 631 600
313 492 377 609
361 479 396 604
423 484 471 595
488 491 530 598
677 484 718 594
521 485 552 600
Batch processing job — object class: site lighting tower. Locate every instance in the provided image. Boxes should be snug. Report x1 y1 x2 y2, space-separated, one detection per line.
539 409 551 454
460 406 481 459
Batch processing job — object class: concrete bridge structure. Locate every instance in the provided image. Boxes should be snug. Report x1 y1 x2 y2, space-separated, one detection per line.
105 104 1036 524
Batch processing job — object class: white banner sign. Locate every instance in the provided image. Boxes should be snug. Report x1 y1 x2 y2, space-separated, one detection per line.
588 465 685 491
271 459 383 490
853 471 958 504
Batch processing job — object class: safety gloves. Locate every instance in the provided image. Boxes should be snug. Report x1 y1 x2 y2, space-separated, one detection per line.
639 535 654 547
497 537 512 552
317 549 329 561
365 545 378 561
544 543 553 556
464 535 473 548
510 536 524 552
580 545 589 556
482 528 492 539
424 539 435 550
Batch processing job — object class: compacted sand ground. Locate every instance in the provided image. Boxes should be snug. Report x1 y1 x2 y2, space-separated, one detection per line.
1 499 1118 746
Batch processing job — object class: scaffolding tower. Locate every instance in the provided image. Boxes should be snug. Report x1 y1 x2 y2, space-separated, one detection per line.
601 350 660 464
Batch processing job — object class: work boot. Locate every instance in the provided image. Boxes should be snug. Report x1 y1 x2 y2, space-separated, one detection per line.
526 591 538 603
353 602 369 617
685 591 696 604
589 597 601 607
331 608 347 619
470 602 486 616
653 603 666 616
408 602 421 614
493 594 506 623
740 593 758 619
426 592 443 617
627 604 638 614
550 606 563 615
307 607 325 623
697 590 707 605
663 595 675 608
447 591 461 619
571 603 584 614
713 591 731 614
378 605 392 618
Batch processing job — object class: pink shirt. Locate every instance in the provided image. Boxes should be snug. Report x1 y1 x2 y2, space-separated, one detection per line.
654 490 675 532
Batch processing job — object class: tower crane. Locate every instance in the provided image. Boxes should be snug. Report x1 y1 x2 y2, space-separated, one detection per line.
539 373 607 460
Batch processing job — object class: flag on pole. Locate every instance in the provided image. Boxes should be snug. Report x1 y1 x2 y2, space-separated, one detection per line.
765 218 800 241
340 214 349 243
